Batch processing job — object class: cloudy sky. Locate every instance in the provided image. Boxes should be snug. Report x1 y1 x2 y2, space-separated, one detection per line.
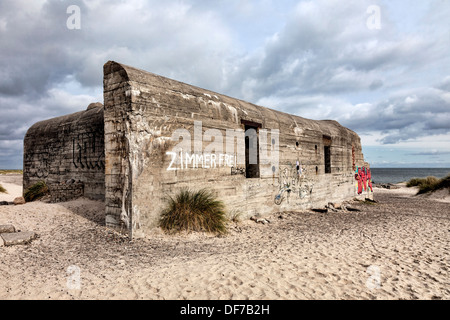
1 0 449 168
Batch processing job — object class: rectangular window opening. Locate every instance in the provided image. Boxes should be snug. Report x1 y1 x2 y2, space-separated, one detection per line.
243 121 261 178
323 135 331 174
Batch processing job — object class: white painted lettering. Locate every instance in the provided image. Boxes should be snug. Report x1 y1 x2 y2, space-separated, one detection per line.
166 152 177 171
210 154 217 168
204 154 210 168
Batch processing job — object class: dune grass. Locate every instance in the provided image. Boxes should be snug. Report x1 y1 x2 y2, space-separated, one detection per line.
159 188 227 235
227 209 243 223
0 184 7 194
24 181 49 202
0 170 23 175
406 175 450 195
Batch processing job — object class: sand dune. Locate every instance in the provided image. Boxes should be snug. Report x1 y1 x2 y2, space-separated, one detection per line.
0 175 449 300
0 174 22 202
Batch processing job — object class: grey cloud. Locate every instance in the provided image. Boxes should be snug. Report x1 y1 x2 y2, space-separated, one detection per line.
0 89 98 144
268 82 450 145
378 127 425 145
437 76 450 92
408 151 450 156
424 119 450 130
0 0 234 98
222 0 433 101
369 79 383 90
0 0 86 97
0 139 23 169
340 86 450 143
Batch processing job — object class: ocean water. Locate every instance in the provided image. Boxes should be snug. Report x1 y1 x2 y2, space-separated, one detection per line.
370 168 450 184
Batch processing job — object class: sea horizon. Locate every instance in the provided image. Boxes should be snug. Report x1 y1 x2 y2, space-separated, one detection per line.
2 167 450 184
370 167 450 184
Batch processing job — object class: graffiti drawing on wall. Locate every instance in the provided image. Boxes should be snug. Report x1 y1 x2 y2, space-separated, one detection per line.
274 181 292 205
355 166 373 194
274 161 314 205
28 151 50 179
25 144 60 179
73 131 105 170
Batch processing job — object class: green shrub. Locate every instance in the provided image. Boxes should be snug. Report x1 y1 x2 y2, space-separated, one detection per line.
159 188 227 234
24 181 49 202
0 184 6 194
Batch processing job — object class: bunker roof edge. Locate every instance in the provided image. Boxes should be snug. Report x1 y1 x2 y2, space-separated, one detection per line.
104 60 359 139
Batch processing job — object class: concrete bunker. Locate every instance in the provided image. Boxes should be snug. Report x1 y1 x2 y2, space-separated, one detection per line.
23 103 105 201
23 61 372 238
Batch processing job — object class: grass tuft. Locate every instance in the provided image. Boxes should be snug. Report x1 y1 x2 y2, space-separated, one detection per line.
433 175 450 192
406 174 450 195
159 188 227 235
0 184 7 194
24 181 49 202
227 209 243 223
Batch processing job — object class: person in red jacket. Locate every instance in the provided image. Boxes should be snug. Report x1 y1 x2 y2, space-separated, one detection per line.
367 168 373 192
355 167 363 194
361 166 367 191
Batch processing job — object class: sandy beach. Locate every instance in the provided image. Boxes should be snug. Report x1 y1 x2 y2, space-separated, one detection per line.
0 174 449 300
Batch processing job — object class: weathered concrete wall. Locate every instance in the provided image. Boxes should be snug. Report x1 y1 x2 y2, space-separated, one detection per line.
103 61 371 238
48 180 84 203
23 105 105 201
